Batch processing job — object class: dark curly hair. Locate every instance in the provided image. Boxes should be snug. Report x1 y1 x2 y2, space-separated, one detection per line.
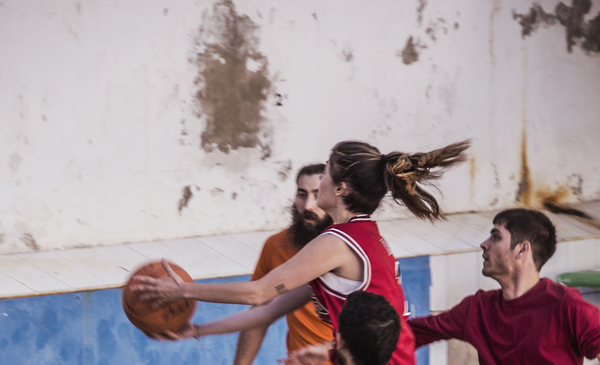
338 291 401 365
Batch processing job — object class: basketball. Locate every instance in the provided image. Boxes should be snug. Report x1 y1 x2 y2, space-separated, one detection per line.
122 261 197 334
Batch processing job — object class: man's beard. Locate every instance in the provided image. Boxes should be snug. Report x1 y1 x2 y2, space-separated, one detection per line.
288 205 333 249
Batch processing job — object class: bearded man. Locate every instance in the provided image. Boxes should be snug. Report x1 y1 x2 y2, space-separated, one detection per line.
233 164 334 365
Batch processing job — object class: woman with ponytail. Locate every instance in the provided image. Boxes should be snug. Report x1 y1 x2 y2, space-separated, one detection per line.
133 140 470 365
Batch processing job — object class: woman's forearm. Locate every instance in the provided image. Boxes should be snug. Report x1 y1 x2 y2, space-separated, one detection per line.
134 235 352 308
196 285 312 336
182 279 273 306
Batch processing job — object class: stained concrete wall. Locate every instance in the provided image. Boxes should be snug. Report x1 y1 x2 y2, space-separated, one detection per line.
1 0 599 253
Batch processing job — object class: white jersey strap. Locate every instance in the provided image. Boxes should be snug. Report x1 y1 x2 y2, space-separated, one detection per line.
320 227 372 293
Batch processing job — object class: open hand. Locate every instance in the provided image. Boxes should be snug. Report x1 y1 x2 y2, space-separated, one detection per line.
130 259 186 308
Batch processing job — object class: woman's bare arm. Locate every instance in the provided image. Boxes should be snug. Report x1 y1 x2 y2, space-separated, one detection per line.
198 284 312 336
132 233 360 306
151 285 313 341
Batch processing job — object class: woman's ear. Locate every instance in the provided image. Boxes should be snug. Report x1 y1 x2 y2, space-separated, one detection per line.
337 182 349 196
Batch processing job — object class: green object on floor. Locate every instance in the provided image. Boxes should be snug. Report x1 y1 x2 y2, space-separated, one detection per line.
557 269 600 288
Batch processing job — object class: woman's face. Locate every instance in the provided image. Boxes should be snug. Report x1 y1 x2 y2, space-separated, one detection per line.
316 161 338 212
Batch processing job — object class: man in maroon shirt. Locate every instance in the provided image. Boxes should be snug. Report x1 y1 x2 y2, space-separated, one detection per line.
408 208 600 364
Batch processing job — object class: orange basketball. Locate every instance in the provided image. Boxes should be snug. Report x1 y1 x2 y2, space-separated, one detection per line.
122 261 197 334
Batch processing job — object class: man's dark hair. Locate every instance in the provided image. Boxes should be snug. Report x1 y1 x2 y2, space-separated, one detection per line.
493 208 557 271
296 163 326 184
338 291 401 365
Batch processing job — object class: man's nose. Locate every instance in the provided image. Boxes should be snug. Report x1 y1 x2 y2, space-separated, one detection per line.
305 194 318 211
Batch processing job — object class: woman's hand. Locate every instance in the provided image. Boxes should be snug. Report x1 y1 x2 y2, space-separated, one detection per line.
143 322 200 341
131 259 186 308
279 343 331 365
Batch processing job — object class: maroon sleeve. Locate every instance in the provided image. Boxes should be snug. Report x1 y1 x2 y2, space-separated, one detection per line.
408 295 473 347
562 290 600 359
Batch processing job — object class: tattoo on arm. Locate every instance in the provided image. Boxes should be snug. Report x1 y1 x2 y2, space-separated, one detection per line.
275 284 288 295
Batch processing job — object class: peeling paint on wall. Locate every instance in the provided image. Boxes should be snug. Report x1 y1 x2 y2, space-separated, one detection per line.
425 18 449 43
177 186 193 214
417 0 427 26
516 130 533 205
341 48 353 62
193 0 273 154
567 174 583 195
515 142 586 208
537 186 571 206
275 160 292 182
513 0 600 53
556 0 600 53
400 36 420 65
20 233 39 251
512 3 556 37
402 6 459 66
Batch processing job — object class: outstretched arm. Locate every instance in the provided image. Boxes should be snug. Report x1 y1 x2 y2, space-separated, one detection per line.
153 284 312 341
198 284 312 336
132 234 357 307
233 322 268 365
408 295 472 347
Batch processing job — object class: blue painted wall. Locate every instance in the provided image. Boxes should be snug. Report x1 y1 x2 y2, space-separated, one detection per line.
399 256 431 365
0 275 287 365
0 256 430 365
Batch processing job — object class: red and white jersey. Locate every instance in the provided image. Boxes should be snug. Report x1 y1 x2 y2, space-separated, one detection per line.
309 215 416 365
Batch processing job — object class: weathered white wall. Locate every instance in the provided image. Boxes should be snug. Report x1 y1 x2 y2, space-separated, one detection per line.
1 0 599 253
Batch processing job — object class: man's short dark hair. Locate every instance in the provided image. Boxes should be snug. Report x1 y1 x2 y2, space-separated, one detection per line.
493 208 557 271
338 291 401 365
296 163 326 184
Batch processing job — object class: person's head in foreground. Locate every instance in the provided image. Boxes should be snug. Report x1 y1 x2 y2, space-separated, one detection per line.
284 291 401 365
481 208 557 280
336 291 401 365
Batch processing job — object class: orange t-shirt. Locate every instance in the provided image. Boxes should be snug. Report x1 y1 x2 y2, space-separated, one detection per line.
252 229 334 356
